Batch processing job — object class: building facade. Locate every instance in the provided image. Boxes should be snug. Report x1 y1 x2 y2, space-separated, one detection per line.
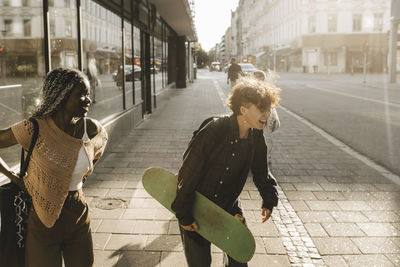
224 0 397 74
0 0 196 166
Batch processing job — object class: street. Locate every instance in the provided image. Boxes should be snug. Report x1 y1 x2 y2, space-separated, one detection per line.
204 69 400 177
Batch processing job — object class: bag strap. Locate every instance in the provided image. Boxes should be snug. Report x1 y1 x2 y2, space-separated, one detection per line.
19 118 39 179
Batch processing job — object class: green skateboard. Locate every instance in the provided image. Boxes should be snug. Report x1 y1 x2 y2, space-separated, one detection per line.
142 167 256 263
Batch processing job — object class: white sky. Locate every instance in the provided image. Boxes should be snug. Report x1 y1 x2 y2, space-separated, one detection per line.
194 0 239 52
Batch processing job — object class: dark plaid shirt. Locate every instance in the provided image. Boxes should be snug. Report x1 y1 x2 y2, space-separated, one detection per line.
171 115 278 226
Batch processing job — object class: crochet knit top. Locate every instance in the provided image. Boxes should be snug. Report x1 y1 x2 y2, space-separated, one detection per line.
11 117 108 228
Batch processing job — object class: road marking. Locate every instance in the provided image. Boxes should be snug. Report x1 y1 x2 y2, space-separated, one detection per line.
0 84 22 90
0 102 22 115
280 105 400 186
213 80 230 113
306 84 400 108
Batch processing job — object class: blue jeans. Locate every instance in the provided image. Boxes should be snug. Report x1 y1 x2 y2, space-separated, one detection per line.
179 227 248 267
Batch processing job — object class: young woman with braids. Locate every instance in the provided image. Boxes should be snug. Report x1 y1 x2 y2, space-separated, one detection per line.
0 67 108 267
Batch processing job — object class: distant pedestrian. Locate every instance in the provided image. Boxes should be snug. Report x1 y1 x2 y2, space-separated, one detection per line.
227 58 243 88
87 57 100 103
253 70 280 133
172 75 281 267
0 67 108 267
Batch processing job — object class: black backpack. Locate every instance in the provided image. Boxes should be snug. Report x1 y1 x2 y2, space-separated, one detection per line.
183 116 219 160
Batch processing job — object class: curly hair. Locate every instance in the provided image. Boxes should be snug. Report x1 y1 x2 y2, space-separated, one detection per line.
32 67 88 118
227 75 281 115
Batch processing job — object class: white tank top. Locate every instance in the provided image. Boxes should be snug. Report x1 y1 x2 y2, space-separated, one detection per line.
69 119 90 191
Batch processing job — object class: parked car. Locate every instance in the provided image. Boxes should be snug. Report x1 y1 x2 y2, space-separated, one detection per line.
238 63 258 75
116 65 141 85
210 61 221 72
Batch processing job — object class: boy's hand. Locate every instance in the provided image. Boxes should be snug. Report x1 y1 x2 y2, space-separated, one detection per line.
180 221 199 231
261 208 272 223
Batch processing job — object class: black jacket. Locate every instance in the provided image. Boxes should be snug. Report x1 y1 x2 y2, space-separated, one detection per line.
227 63 242 82
171 115 278 226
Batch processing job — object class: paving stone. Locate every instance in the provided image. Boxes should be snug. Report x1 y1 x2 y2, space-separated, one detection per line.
385 254 400 266
341 191 375 201
89 207 125 219
105 234 148 251
247 220 279 237
305 200 341 211
312 238 360 255
263 237 286 254
374 184 400 192
357 223 400 236
313 191 344 201
335 201 371 211
297 211 335 223
368 201 399 211
319 183 353 192
351 237 400 253
133 220 169 235
91 218 102 232
321 223 365 237
285 191 317 200
289 200 310 211
292 183 324 191
330 211 369 223
92 233 111 250
145 235 183 251
304 223 329 237
122 208 156 221
93 250 120 267
113 251 161 267
361 211 400 222
322 255 348 267
371 191 400 201
343 254 395 267
248 254 291 267
98 219 135 234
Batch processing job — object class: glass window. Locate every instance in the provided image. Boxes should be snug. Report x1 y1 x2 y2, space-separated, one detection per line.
23 19 31 36
82 0 124 121
308 16 316 33
154 37 162 93
328 14 337 32
49 0 78 69
0 0 45 166
373 13 383 32
134 26 142 105
324 52 337 66
352 14 362 32
124 20 134 108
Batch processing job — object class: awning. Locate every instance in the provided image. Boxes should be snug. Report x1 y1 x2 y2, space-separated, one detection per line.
148 0 197 41
255 51 267 58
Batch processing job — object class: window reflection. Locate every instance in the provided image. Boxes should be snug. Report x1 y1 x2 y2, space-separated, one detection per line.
0 0 45 165
134 26 142 105
81 0 124 120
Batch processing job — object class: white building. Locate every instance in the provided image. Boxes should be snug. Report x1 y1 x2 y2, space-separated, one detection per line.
227 0 393 73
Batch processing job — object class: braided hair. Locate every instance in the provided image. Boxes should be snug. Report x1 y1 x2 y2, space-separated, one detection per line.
32 67 88 118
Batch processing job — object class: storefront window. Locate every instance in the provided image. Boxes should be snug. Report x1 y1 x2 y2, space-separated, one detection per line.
49 0 78 69
124 20 134 107
134 26 142 104
82 0 124 121
0 0 45 165
154 37 163 93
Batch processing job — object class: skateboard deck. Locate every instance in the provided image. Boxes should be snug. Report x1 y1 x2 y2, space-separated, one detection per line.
142 167 255 263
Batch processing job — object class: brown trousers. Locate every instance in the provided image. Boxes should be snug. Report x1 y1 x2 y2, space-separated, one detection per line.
25 189 93 267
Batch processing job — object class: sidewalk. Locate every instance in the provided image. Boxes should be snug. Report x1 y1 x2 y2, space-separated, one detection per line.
85 72 400 267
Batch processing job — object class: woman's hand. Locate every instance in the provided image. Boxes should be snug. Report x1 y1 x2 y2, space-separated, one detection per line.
180 221 199 231
261 208 272 223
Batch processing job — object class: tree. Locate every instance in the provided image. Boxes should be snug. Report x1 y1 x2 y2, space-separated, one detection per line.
192 42 209 68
